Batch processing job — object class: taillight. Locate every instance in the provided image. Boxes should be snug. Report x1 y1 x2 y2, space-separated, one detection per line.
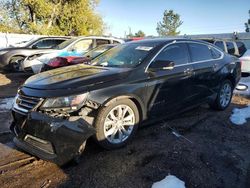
47 57 68 67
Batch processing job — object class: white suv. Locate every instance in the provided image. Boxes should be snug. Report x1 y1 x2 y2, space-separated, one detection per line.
21 36 124 73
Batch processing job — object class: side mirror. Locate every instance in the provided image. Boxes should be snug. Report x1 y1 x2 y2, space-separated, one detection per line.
148 60 175 71
32 45 38 49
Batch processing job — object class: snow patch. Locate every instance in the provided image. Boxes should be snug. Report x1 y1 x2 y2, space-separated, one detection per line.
230 105 250 125
152 175 185 188
0 98 14 112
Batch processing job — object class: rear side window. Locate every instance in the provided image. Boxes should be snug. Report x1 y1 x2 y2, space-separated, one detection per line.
236 41 247 57
96 39 110 47
226 42 235 55
154 43 189 66
210 47 222 59
188 43 212 62
214 41 225 51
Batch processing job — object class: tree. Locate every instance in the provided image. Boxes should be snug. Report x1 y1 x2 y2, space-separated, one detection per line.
126 29 145 38
0 0 104 36
156 9 183 36
245 10 250 32
134 30 145 37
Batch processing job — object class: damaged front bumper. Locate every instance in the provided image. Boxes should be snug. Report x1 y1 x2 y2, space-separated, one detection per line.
10 111 95 165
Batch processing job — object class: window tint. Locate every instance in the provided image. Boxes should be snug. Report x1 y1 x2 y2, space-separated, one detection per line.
51 39 66 47
210 47 221 59
96 39 110 46
154 43 189 66
214 41 225 51
71 39 93 53
32 39 65 49
188 43 212 62
226 42 235 55
236 41 247 57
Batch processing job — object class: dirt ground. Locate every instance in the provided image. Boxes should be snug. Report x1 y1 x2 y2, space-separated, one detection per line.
0 73 250 188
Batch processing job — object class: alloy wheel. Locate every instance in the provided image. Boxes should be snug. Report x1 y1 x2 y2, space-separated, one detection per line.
219 83 232 108
103 104 135 144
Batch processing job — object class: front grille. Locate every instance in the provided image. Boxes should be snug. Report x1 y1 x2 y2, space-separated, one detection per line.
13 94 43 114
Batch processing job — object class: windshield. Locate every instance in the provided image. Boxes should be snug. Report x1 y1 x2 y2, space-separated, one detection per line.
55 38 77 50
84 45 114 59
92 43 156 68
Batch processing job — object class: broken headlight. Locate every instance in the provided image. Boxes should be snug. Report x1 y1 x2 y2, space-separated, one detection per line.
41 93 88 110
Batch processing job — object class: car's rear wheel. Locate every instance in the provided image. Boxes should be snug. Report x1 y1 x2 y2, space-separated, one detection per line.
209 80 233 110
94 98 139 150
9 56 25 72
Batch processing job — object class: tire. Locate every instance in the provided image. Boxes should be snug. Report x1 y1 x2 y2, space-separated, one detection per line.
94 98 139 150
9 56 25 72
209 80 233 111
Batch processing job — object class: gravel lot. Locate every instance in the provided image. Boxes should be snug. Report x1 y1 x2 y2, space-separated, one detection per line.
0 72 250 188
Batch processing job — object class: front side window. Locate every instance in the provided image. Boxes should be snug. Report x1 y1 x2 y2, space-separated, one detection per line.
92 43 158 68
153 43 189 66
32 39 64 49
188 43 213 62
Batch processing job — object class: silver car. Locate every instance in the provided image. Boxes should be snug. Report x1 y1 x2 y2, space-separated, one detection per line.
0 37 70 71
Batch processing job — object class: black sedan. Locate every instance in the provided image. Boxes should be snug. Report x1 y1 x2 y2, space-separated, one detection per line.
11 38 241 165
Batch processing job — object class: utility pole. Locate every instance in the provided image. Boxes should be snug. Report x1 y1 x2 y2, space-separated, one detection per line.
245 10 250 32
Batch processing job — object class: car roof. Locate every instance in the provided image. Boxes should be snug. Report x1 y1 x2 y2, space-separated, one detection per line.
128 38 211 45
36 36 71 39
71 36 124 43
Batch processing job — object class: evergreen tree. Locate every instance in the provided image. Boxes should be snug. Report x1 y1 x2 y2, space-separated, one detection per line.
156 10 183 36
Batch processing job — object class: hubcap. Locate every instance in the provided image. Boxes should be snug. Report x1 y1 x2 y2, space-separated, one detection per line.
219 83 232 108
104 105 135 144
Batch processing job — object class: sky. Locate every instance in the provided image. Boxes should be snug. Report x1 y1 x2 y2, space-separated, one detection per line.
97 0 250 37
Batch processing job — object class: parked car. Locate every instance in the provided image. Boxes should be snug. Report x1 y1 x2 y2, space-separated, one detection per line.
240 49 250 76
20 37 124 73
234 76 250 97
0 37 70 71
23 44 117 73
11 38 241 165
200 38 247 57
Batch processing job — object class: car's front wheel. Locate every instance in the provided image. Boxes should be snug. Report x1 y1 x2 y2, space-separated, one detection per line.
209 80 233 110
9 56 25 72
94 98 139 150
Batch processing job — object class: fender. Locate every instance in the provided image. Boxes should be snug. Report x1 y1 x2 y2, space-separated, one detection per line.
87 83 148 121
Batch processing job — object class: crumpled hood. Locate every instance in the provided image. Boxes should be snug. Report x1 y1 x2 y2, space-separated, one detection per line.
24 64 131 90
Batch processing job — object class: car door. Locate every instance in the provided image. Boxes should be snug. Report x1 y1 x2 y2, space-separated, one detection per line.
146 42 195 117
188 42 223 102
